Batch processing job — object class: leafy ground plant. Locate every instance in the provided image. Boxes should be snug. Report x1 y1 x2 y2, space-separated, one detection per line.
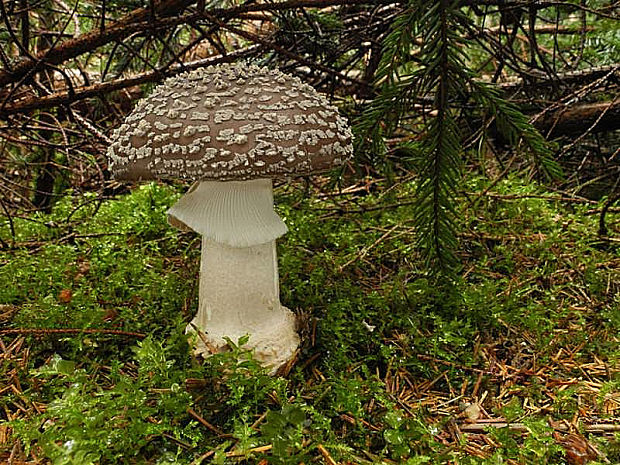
0 177 618 464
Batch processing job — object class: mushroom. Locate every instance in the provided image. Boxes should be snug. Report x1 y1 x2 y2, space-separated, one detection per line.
107 63 352 371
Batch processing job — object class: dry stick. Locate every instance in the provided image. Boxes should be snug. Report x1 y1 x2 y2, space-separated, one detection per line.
0 0 404 89
1 14 206 114
459 422 620 433
226 444 272 458
529 66 619 131
188 413 268 464
0 45 262 115
317 444 338 465
469 153 519 208
0 127 77 148
339 224 401 270
160 433 193 449
537 99 620 138
498 64 620 91
4 32 617 118
190 449 215 465
186 407 226 436
250 411 269 431
555 96 620 155
1 2 387 115
0 328 146 338
0 0 81 112
0 0 198 88
0 305 18 324
486 25 595 35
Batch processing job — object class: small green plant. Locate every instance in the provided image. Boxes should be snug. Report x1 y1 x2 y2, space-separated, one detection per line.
259 404 307 463
381 409 449 461
13 338 194 465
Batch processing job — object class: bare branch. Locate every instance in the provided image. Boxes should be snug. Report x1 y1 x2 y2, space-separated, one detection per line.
0 45 262 116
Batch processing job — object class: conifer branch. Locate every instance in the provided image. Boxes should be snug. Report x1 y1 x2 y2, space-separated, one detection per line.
354 0 568 275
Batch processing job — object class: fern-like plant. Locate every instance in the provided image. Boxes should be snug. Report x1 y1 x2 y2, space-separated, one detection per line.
355 0 559 277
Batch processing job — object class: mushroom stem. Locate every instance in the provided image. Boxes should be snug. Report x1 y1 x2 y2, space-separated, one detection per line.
167 179 298 370
190 238 299 369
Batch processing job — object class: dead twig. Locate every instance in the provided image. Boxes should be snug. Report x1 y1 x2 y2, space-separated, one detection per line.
0 328 146 338
186 407 226 436
459 421 620 433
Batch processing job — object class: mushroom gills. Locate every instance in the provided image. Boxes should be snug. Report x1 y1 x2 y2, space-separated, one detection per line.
167 178 287 247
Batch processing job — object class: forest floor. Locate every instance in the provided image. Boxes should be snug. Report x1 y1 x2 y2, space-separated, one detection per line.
0 174 618 465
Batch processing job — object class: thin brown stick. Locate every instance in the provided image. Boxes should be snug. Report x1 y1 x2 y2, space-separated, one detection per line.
0 328 146 338
0 0 403 89
186 407 225 435
317 444 339 465
226 444 272 457
459 422 620 433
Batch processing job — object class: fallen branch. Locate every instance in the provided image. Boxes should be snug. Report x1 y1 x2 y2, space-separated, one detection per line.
459 421 620 433
0 0 403 89
186 408 226 435
498 64 619 92
0 328 146 338
534 100 620 138
317 444 338 465
0 0 197 88
226 444 272 458
0 46 262 116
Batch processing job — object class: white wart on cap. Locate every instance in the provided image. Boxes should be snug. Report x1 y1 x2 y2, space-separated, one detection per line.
107 63 353 181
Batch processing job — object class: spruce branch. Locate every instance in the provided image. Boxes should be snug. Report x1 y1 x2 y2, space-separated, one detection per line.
354 0 570 276
411 0 463 273
472 81 563 180
356 0 465 275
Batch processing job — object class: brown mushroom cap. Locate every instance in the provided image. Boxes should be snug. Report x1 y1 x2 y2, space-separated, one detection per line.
108 63 353 181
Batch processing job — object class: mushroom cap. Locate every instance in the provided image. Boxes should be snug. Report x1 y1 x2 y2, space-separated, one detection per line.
107 63 353 181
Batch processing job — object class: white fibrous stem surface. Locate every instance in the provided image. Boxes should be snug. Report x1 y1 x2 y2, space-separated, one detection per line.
168 178 298 370
167 179 287 247
190 238 299 370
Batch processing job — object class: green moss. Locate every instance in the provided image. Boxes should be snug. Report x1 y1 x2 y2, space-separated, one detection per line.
1 176 618 464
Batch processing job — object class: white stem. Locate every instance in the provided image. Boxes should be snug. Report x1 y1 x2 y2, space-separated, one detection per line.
168 179 298 369
196 238 280 326
190 238 299 369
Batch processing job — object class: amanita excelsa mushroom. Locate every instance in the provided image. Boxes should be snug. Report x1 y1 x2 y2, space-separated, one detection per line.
107 63 352 371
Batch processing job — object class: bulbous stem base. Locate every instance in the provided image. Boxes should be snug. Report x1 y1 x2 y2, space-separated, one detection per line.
186 238 299 372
